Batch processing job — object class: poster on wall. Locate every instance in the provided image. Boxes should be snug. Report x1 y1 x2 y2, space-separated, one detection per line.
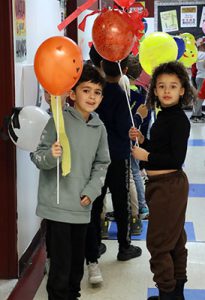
155 1 204 38
59 0 67 22
181 6 197 27
15 0 27 62
199 6 205 27
160 10 178 32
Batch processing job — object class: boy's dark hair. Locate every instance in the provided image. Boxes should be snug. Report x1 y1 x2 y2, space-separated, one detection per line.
146 61 195 109
72 63 105 91
126 54 142 80
89 45 103 68
102 57 129 77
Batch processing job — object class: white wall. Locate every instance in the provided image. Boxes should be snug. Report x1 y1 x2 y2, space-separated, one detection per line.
78 9 99 61
26 0 64 64
144 17 155 36
13 0 64 258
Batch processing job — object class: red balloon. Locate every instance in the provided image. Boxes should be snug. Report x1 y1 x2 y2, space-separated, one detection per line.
92 10 136 62
34 36 83 95
114 0 135 8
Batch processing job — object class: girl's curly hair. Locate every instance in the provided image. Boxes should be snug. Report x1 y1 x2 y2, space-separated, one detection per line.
146 61 195 109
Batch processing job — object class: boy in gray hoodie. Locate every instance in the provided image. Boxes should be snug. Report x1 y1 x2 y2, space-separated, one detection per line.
31 64 110 300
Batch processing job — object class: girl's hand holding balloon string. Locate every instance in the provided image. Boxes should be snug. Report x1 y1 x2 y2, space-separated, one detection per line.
132 145 149 162
129 127 145 144
52 141 62 158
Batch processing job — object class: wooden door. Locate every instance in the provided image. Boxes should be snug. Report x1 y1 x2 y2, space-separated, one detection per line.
0 0 18 278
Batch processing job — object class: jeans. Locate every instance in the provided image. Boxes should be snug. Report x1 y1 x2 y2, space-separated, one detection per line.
131 155 146 210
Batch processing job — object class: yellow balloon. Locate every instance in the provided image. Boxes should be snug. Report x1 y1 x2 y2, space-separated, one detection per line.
180 33 195 44
178 40 198 68
139 32 178 75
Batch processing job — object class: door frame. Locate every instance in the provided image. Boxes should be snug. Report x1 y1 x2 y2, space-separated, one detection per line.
0 0 18 278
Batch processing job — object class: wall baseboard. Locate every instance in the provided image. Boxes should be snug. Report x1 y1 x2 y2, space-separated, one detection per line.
8 221 46 300
19 220 46 276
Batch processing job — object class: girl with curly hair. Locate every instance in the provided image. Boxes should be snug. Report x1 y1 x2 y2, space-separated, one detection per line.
130 61 194 300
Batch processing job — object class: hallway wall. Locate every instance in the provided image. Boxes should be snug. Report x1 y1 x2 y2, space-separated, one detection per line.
13 0 64 259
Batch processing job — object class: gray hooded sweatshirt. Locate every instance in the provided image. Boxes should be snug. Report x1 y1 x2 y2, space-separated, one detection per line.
31 106 110 224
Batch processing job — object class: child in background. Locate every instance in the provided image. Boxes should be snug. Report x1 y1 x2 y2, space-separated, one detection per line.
44 89 69 114
89 44 105 77
104 75 131 230
198 78 205 99
31 64 110 300
190 62 197 89
130 61 194 300
190 37 205 123
95 57 142 261
119 71 148 235
126 55 150 222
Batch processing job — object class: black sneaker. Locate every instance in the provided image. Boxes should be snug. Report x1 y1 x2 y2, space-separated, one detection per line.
191 116 205 123
105 211 115 221
97 242 107 258
117 245 142 261
200 113 205 120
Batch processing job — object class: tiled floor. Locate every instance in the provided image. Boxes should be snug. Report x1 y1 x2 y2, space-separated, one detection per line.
1 112 205 300
0 280 18 300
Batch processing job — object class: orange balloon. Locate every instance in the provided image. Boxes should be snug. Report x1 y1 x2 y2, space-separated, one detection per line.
34 36 83 95
92 10 136 62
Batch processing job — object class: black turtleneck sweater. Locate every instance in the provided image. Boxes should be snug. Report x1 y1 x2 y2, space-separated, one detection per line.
141 104 190 170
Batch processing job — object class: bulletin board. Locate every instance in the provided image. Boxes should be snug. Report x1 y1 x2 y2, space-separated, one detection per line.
154 0 205 39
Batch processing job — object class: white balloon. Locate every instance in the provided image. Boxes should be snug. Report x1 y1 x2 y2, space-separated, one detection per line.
8 106 50 151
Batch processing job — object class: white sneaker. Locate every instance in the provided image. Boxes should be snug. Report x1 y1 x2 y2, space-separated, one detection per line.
87 262 103 284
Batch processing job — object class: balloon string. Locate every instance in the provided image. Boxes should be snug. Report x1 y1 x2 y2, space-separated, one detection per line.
117 61 139 147
56 96 60 205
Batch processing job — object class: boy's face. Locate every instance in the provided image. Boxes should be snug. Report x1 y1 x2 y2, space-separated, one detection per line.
69 81 103 120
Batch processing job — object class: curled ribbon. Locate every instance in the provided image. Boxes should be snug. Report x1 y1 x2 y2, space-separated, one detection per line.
78 8 107 31
58 0 97 31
